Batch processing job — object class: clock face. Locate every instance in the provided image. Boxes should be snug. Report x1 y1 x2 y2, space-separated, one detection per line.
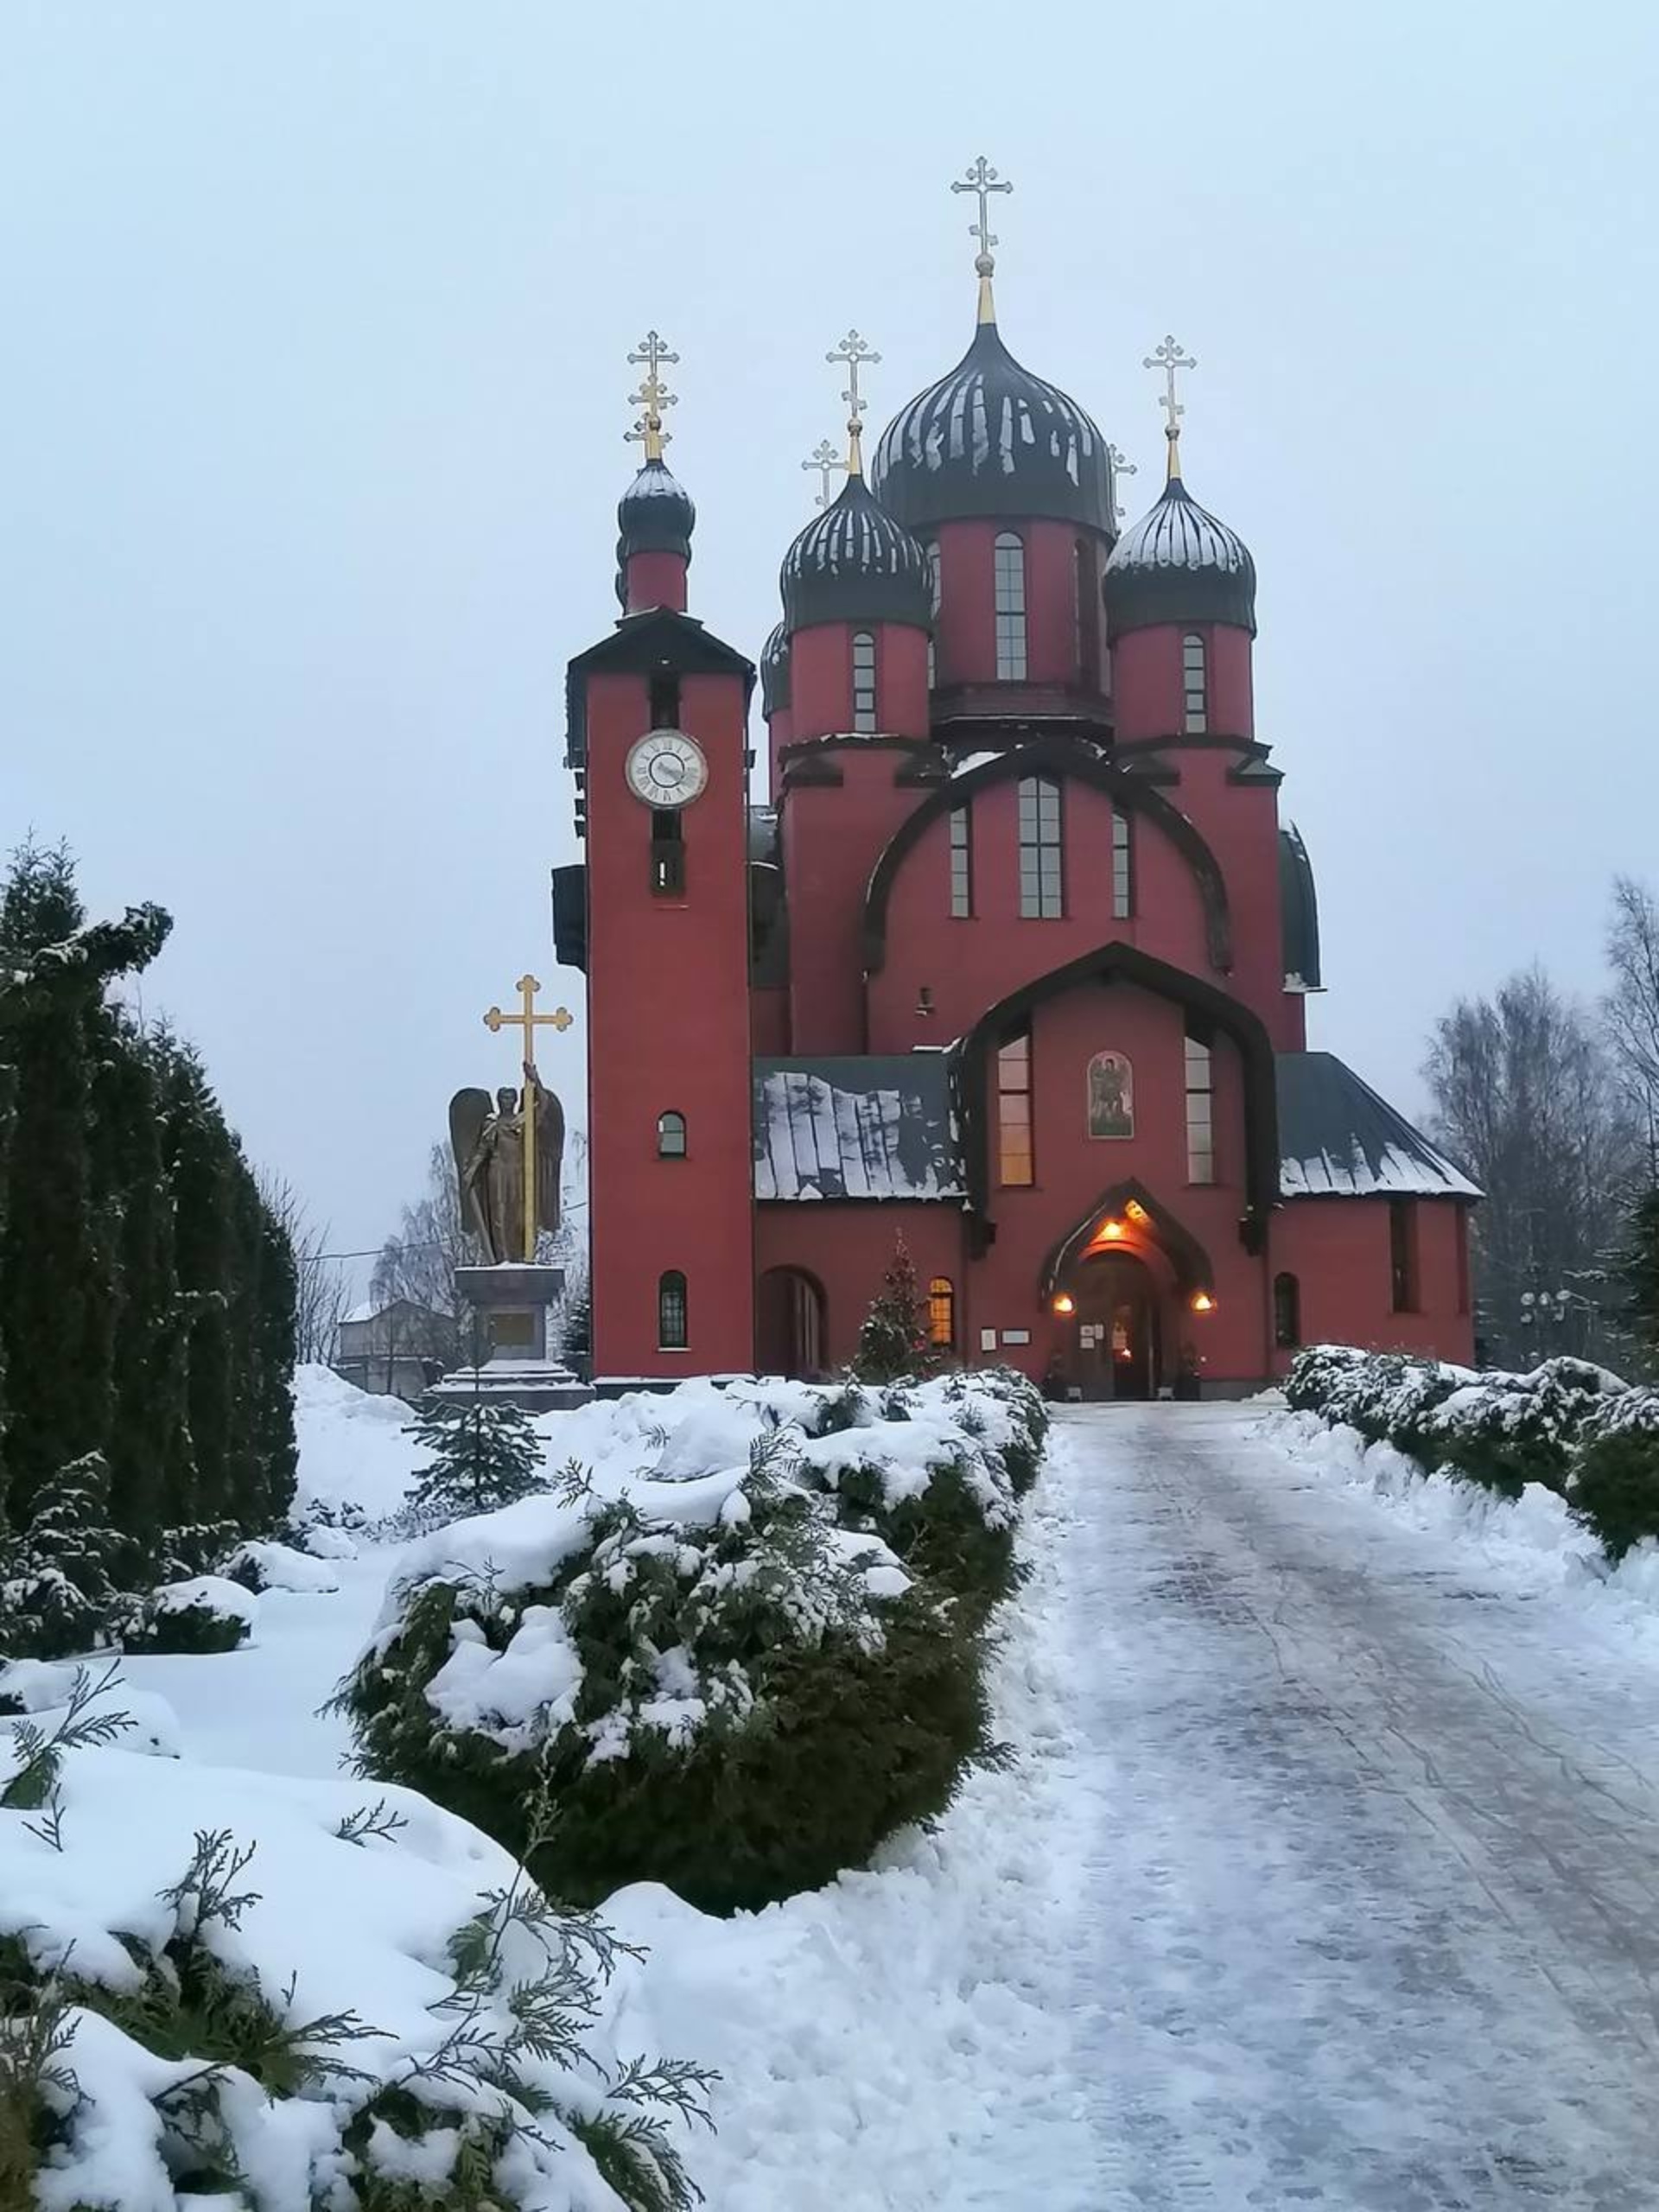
625 729 708 809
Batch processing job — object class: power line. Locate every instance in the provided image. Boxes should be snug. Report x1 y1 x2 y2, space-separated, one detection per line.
299 1198 589 1267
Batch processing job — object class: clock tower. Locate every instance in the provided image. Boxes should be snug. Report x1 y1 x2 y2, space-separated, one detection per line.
565 343 758 1384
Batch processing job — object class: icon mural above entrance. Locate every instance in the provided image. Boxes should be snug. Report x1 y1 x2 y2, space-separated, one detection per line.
1086 1051 1135 1140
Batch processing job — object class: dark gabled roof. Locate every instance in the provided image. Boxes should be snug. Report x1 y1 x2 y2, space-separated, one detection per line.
565 607 754 766
1276 1053 1480 1198
754 1055 962 1202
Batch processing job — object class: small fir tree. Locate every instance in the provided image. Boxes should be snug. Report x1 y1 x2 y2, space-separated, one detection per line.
1625 1186 1659 1361
853 1235 934 1384
407 1395 545 1522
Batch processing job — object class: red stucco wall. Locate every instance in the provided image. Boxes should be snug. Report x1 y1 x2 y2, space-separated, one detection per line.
1272 1199 1475 1371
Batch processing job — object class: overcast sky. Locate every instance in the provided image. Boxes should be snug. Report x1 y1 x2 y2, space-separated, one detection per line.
3 1 1656 1274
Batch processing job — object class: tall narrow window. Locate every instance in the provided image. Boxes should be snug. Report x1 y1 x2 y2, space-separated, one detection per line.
851 630 877 731
1182 632 1208 732
995 533 1027 679
1389 1200 1418 1313
658 1270 689 1351
928 1276 956 1351
1274 1272 1301 1350
651 810 684 897
1185 1030 1215 1184
949 805 973 918
1018 776 1063 918
649 674 680 730
1075 537 1100 687
1111 808 1133 919
997 1027 1034 1187
925 541 941 689
657 1110 687 1159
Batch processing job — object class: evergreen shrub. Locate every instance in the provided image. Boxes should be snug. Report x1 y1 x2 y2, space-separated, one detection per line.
130 1577 254 1655
1570 1428 1659 1560
345 1370 1045 1913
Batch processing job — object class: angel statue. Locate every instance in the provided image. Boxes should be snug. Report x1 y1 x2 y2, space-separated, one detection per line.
448 1064 565 1266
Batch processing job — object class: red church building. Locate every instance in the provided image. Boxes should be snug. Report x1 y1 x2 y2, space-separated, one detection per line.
555 169 1478 1397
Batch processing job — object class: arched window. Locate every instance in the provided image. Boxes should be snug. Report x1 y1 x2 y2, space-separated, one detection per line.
995 533 1027 680
851 630 877 731
1274 1272 1301 1350
1017 776 1063 918
657 1110 687 1159
1111 807 1133 919
925 541 941 689
997 1026 1034 1186
1075 536 1100 686
1182 632 1208 732
928 1276 956 1351
658 1270 689 1351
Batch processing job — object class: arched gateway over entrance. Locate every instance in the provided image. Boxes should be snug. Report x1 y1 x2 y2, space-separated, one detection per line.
1072 1251 1160 1401
756 1267 827 1379
1040 1179 1215 1403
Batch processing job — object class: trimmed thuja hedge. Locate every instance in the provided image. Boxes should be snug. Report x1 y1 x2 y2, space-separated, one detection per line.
344 1370 1048 1914
1284 1344 1659 1560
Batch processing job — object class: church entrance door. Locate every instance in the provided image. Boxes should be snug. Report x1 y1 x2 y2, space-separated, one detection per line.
1074 1255 1160 1402
755 1268 827 1379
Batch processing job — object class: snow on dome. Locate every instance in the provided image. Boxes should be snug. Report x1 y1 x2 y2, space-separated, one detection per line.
779 473 932 635
869 318 1116 536
760 619 792 716
1103 473 1257 636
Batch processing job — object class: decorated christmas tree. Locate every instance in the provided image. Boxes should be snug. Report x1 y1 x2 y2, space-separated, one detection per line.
853 1235 934 1384
407 1394 545 1521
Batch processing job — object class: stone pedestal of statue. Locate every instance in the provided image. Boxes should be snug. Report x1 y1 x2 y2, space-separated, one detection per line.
431 1262 592 1412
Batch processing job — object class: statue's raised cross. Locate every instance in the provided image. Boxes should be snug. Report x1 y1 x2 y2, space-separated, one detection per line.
952 156 1013 274
482 974 574 1263
826 329 880 470
626 329 680 462
1107 442 1138 524
1143 335 1197 473
802 437 847 507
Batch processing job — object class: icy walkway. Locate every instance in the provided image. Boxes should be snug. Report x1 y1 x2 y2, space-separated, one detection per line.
1053 1402 1659 2209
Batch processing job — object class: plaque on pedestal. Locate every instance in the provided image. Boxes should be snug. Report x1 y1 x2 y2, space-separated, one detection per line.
431 1263 591 1412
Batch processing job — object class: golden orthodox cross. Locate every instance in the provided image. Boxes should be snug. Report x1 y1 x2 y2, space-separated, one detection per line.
626 329 680 463
802 437 847 507
826 329 880 470
1107 442 1138 524
1143 335 1196 474
483 974 574 1263
952 156 1013 275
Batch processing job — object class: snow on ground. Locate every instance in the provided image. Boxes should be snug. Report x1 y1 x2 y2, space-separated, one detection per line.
289 1362 423 1522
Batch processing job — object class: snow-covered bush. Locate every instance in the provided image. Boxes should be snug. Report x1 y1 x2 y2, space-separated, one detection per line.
131 1575 257 1655
0 1667 711 2212
344 1372 1045 1913
224 1539 342 1596
1284 1345 1635 1507
1570 1427 1659 1560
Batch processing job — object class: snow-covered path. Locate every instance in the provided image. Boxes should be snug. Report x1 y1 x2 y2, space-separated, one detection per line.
1055 1402 1659 2209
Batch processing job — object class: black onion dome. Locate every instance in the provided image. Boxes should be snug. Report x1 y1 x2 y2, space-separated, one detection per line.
779 472 932 633
760 620 792 717
869 319 1115 535
1103 472 1256 636
618 458 696 561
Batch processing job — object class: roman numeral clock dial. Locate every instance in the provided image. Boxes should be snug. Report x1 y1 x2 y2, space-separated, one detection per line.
625 729 708 808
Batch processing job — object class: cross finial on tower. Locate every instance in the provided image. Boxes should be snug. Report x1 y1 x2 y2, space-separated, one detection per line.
626 329 680 463
1143 334 1197 480
802 437 848 508
951 156 1013 325
1106 443 1139 524
826 328 880 477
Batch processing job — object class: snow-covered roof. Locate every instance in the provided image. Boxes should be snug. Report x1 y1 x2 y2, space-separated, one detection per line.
1103 473 1257 635
1276 1052 1480 1199
779 474 931 633
754 1056 962 1202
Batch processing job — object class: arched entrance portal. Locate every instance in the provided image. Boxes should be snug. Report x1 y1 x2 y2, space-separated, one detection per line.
1074 1253 1160 1401
756 1268 827 1379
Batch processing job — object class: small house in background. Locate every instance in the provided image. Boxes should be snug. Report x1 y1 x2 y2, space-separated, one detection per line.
333 1298 456 1402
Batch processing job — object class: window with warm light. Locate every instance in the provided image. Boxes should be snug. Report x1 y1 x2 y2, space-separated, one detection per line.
657 1110 687 1160
851 630 877 732
928 1276 956 1350
1183 633 1207 732
1018 777 1063 918
1185 1030 1215 1184
1274 1272 1300 1349
995 533 1027 679
1111 808 1133 919
949 805 973 918
658 1270 688 1351
997 1027 1034 1186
